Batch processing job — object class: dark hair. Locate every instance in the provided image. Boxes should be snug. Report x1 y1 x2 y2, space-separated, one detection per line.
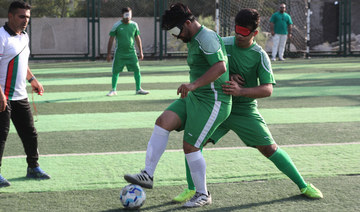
8 1 31 14
235 8 260 31
161 3 195 30
122 7 131 14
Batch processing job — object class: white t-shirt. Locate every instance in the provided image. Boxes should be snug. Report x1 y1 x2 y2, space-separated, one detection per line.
0 23 30 100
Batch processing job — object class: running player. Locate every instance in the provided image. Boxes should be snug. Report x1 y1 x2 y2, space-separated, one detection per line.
106 7 149 96
123 3 231 208
173 8 323 203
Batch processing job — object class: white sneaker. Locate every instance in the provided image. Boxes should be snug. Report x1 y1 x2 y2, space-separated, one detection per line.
271 58 276 61
124 170 153 189
136 89 149 95
279 58 285 61
106 90 117 96
183 191 212 208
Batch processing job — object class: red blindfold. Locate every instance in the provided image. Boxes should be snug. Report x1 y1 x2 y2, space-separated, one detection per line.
235 25 253 36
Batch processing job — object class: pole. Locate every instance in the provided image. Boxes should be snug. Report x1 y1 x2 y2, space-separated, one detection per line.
306 0 311 59
215 0 220 34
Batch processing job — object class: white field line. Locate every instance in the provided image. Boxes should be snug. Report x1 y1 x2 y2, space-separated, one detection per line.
4 142 360 159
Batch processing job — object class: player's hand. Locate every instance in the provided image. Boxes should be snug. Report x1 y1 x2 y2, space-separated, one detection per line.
0 91 7 112
231 74 245 86
222 80 243 96
177 83 196 99
106 54 112 62
138 52 144 60
31 79 44 96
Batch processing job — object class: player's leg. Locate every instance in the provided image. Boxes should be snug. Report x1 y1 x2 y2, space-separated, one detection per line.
182 94 231 208
271 34 280 61
10 99 50 179
278 34 288 60
236 108 322 198
173 123 230 203
127 62 149 95
124 99 185 188
0 104 11 187
107 53 124 96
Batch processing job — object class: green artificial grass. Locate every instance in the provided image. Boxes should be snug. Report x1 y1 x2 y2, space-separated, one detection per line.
1 144 359 193
8 106 360 134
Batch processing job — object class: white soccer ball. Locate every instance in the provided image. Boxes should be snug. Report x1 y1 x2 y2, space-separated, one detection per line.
120 184 146 209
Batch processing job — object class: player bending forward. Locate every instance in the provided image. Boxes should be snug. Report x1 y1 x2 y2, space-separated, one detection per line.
172 8 323 204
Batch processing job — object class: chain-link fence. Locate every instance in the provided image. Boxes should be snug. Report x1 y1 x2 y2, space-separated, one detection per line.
218 0 360 56
0 0 359 59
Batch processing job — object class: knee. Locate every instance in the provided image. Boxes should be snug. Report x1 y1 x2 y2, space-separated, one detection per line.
183 141 199 154
257 144 277 158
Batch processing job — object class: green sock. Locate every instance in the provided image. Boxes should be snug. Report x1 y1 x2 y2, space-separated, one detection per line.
268 147 307 189
133 70 141 91
185 158 195 190
111 72 119 91
185 148 203 190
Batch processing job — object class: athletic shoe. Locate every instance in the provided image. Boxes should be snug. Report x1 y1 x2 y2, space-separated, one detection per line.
0 174 11 188
26 167 51 179
106 90 117 96
172 188 196 203
124 170 153 189
183 191 212 208
271 58 276 61
301 183 323 199
279 58 285 61
136 89 149 95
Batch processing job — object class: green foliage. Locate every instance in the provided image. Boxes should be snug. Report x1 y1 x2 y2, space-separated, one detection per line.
30 0 86 17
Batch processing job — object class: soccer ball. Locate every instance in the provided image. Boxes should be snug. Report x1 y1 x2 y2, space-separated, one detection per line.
120 184 146 209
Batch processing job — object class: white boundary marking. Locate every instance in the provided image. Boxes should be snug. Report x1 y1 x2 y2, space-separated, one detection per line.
4 142 360 159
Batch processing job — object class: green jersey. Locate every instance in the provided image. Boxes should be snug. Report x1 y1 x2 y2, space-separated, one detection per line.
270 12 293 34
109 20 140 58
222 37 275 105
187 26 230 103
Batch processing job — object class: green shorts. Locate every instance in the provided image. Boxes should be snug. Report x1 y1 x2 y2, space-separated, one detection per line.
166 92 231 148
112 52 139 73
211 104 275 147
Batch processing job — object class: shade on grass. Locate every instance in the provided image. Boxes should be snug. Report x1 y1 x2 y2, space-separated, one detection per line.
8 106 360 134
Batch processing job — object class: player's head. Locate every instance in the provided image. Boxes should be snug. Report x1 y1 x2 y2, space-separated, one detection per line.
122 7 132 23
161 3 195 43
234 9 260 47
279 3 286 13
8 1 31 34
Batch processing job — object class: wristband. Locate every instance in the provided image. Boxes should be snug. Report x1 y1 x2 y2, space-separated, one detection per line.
28 76 36 83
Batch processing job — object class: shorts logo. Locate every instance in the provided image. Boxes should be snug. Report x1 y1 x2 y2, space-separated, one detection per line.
188 133 193 137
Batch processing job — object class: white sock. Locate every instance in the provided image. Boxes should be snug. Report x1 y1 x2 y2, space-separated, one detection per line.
144 125 170 177
185 151 207 195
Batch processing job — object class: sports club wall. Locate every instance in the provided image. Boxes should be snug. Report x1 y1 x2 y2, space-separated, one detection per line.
0 17 155 58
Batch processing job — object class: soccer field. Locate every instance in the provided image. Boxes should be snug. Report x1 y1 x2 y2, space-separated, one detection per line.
1 58 360 211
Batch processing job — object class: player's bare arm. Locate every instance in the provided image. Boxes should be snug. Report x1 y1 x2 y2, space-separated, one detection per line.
177 61 226 98
0 86 6 112
106 36 115 62
222 81 273 98
135 35 144 60
27 66 44 95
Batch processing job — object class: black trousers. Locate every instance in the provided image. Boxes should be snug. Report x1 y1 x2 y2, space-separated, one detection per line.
0 98 39 169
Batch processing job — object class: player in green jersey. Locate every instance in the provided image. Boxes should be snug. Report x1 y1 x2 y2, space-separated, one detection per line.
124 3 231 208
106 7 149 96
270 3 293 61
173 8 323 203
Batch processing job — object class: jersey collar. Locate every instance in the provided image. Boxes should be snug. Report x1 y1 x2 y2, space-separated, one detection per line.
4 22 26 36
